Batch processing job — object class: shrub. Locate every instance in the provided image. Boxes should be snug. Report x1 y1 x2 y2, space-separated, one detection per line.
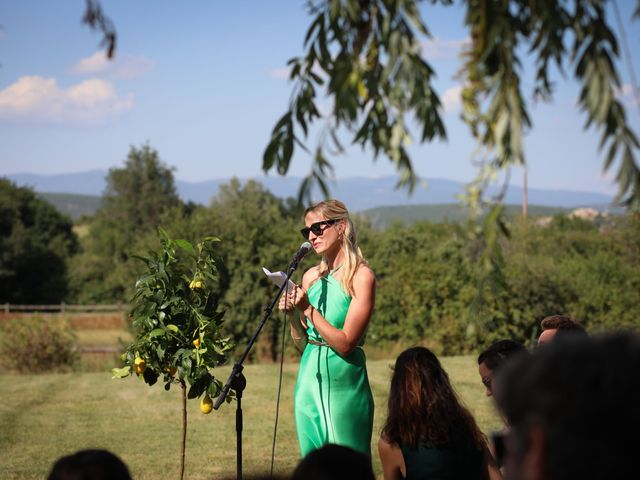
0 316 79 373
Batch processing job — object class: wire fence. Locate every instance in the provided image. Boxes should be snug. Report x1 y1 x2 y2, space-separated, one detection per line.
2 303 125 313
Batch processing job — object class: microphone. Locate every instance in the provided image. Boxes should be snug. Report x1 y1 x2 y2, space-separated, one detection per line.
289 242 313 268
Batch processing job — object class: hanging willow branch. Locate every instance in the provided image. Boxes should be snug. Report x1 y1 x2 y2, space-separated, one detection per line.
263 0 447 202
265 0 640 211
82 0 117 59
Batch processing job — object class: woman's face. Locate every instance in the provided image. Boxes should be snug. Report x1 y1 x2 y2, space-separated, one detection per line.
304 210 341 256
478 361 494 397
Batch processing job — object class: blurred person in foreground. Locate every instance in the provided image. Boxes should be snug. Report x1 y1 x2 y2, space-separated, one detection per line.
48 449 131 480
378 347 502 480
494 332 640 480
537 315 587 346
292 444 375 480
478 340 528 398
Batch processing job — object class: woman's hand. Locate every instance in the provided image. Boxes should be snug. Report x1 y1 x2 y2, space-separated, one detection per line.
278 285 309 313
278 290 294 313
280 284 310 352
290 284 310 312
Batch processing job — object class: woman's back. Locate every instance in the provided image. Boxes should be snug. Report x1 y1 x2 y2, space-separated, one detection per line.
398 426 485 480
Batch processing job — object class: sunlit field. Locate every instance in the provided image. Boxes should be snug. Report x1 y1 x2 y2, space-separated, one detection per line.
0 353 502 479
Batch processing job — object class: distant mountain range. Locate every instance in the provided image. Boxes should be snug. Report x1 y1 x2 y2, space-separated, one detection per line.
5 170 616 214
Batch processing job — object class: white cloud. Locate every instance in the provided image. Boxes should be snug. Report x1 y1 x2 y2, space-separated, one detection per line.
619 84 633 96
70 51 155 79
0 27 6 40
441 84 464 113
421 37 470 60
616 83 640 107
70 52 111 75
0 76 134 125
269 67 291 80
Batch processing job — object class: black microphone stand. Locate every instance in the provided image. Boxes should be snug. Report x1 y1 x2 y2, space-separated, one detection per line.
213 257 304 480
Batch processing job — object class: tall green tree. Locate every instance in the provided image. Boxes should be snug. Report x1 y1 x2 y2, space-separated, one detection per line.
191 179 304 360
0 179 78 303
69 145 186 303
101 144 181 234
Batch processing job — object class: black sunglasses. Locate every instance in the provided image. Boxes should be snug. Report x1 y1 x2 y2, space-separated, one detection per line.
300 219 338 240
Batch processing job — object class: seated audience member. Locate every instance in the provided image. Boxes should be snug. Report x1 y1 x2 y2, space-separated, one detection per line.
292 443 375 480
537 315 587 345
378 347 501 480
493 333 640 480
477 340 528 397
48 449 131 480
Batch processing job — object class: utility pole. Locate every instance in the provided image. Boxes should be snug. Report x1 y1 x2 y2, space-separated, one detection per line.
523 168 528 219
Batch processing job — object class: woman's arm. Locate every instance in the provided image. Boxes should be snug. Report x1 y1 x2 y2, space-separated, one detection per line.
278 285 309 353
292 265 376 356
485 445 503 480
378 437 404 480
288 310 308 353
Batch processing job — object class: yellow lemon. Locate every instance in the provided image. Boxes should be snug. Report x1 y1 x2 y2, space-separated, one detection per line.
200 394 213 414
193 338 201 348
133 357 146 375
165 366 177 376
190 279 204 289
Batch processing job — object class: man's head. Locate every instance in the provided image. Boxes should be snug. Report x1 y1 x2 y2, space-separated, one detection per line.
477 340 528 397
494 333 640 480
537 315 587 346
292 444 374 480
48 449 131 480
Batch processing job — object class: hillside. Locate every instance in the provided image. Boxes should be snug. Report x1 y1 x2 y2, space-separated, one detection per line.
33 191 573 228
38 192 102 221
361 204 571 228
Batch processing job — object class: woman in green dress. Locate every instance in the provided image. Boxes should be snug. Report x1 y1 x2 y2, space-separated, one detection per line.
279 199 375 458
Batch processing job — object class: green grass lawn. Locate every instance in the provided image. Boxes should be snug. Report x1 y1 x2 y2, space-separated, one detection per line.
0 355 502 479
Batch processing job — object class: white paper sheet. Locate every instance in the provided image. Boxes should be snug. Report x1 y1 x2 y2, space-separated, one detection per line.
262 267 296 291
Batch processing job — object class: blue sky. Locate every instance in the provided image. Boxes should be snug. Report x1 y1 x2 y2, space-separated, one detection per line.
0 0 638 195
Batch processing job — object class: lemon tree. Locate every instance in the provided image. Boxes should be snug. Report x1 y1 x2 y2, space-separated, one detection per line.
112 228 233 479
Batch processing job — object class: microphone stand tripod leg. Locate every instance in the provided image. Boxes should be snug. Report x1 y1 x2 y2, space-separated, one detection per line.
231 371 246 480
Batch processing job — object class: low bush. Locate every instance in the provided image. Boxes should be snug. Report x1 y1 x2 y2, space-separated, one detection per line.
0 316 79 373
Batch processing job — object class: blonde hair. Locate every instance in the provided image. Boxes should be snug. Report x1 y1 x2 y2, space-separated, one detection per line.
305 199 366 297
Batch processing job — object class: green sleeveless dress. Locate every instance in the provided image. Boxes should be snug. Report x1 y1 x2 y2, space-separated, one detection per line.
294 271 374 458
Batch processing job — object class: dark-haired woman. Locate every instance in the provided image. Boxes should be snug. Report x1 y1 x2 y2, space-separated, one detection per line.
378 347 501 480
279 199 375 458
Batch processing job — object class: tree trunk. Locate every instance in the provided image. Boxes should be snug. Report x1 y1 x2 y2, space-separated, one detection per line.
180 380 187 480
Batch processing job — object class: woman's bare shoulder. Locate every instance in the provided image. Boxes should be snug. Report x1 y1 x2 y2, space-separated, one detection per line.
378 435 402 462
302 265 322 288
378 434 396 450
354 263 376 285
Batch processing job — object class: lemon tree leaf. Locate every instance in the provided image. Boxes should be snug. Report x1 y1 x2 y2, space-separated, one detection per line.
111 366 131 378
